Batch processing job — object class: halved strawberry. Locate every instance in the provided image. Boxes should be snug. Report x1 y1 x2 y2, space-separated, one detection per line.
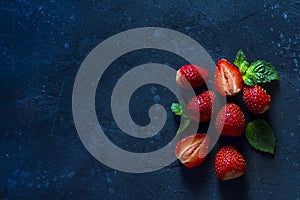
176 64 209 89
214 59 243 96
243 85 271 114
175 134 210 168
215 103 246 137
214 146 246 180
187 91 216 122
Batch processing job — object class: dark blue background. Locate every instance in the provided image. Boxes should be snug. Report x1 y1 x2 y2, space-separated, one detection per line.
1 0 300 199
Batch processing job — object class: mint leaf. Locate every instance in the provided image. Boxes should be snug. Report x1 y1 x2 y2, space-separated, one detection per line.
242 73 256 86
243 60 280 86
245 119 276 154
176 119 191 135
239 60 249 74
171 103 182 116
171 100 189 118
234 50 280 86
171 100 191 134
234 50 247 69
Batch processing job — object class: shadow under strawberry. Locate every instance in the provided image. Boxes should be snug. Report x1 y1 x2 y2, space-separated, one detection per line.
226 91 256 123
218 174 249 200
260 79 280 97
217 135 249 151
260 80 281 124
179 152 213 189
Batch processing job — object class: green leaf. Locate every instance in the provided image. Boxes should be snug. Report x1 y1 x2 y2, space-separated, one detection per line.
171 100 191 134
176 119 191 135
171 100 189 118
242 72 257 86
243 60 280 86
245 119 276 154
171 103 182 116
239 60 249 74
234 50 247 69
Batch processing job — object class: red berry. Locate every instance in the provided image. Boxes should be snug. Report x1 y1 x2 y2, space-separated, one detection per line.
187 91 216 122
214 146 246 181
176 64 209 89
215 103 246 136
175 134 210 168
214 59 243 96
243 85 271 114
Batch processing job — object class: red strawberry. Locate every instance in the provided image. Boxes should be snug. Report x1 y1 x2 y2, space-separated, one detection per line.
214 59 243 96
176 64 209 89
187 91 216 122
214 146 246 181
215 103 246 136
243 85 271 114
175 134 210 168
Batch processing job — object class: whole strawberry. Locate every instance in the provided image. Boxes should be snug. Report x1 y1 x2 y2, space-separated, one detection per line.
176 64 209 89
187 91 216 122
214 59 243 96
243 85 271 114
214 146 246 181
175 134 210 168
215 103 246 136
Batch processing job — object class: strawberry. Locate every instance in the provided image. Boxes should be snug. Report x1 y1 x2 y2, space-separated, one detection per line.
214 59 243 96
243 85 271 114
187 91 216 122
176 64 209 89
175 134 210 168
214 146 246 180
215 103 246 136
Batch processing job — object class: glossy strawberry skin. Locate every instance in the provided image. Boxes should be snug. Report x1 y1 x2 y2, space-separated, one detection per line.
214 146 246 181
176 64 209 89
214 59 243 96
175 134 210 168
215 103 246 137
243 85 271 114
187 91 216 122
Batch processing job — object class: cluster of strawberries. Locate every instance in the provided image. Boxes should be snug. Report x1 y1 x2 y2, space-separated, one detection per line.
172 50 278 181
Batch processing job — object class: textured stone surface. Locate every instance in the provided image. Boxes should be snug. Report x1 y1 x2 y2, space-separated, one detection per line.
1 0 300 199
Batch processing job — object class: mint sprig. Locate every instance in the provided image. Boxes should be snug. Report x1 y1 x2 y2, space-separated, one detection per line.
234 49 247 68
171 100 189 118
234 50 249 74
176 119 191 135
234 50 280 86
171 100 191 134
171 103 183 116
245 119 276 154
243 60 280 86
